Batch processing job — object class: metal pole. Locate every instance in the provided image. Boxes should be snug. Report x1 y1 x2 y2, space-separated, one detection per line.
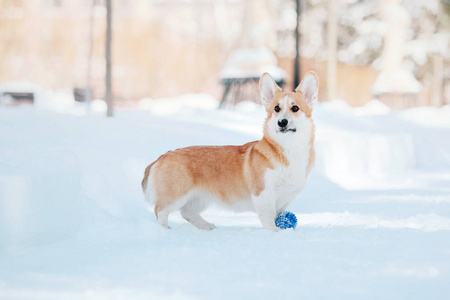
293 0 301 90
105 0 113 117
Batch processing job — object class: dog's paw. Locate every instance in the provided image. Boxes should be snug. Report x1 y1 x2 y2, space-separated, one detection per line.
198 222 217 231
262 224 281 232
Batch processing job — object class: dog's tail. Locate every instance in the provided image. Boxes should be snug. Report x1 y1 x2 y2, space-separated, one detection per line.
142 161 157 203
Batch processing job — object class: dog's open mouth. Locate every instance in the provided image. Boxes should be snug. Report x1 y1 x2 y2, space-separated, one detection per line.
279 128 296 133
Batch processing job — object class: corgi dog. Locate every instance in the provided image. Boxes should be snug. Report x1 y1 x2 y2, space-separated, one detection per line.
142 72 318 231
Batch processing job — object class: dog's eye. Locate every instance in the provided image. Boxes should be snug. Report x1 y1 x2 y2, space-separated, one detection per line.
274 105 281 113
291 105 299 112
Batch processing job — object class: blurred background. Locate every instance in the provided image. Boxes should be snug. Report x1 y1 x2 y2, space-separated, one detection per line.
0 0 448 111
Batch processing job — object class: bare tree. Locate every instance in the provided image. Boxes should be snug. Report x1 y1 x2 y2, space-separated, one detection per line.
105 0 113 117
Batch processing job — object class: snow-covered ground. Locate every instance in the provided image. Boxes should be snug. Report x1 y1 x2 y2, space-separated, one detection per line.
1 95 450 300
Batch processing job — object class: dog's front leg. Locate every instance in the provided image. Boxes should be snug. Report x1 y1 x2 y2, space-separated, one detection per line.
252 191 280 232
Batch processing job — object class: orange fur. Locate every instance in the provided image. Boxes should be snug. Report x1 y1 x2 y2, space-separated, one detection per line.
265 91 312 118
307 123 316 175
149 138 289 215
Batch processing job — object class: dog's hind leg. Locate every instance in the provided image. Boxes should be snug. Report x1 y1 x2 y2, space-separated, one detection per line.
180 196 216 230
155 199 184 229
155 206 172 229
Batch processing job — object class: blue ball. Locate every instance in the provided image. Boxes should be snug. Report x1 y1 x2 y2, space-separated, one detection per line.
275 211 298 230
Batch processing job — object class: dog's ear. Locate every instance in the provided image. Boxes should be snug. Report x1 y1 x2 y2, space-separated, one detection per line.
260 73 281 110
296 71 319 108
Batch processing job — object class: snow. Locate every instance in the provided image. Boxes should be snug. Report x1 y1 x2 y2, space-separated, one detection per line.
1 95 450 299
372 69 422 95
220 47 286 81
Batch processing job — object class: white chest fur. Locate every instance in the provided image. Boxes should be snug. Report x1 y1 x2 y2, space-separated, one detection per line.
265 122 313 210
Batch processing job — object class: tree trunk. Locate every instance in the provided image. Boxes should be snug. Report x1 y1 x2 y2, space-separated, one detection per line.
86 0 94 113
105 0 113 117
432 53 443 107
327 0 337 101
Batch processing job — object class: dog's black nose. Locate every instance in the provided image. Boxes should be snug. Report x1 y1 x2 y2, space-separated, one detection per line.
278 119 288 128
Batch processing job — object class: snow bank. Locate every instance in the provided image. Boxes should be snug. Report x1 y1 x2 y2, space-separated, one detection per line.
139 94 218 116
311 100 450 188
0 148 82 252
372 69 422 95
